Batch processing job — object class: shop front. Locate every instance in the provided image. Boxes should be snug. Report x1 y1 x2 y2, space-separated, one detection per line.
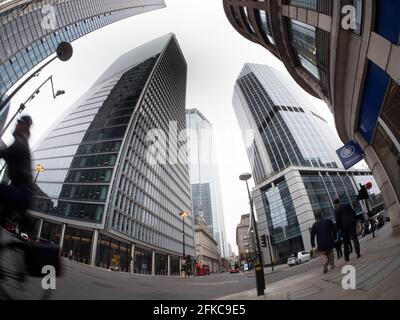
134 247 152 275
170 255 180 276
154 253 168 275
62 226 93 264
40 220 62 245
96 234 131 272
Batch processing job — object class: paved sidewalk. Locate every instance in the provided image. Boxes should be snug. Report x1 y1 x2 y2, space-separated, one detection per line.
217 224 400 300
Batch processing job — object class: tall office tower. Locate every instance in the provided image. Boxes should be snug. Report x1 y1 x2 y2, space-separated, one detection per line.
0 0 166 97
223 0 400 226
29 34 194 276
187 108 228 258
233 64 384 262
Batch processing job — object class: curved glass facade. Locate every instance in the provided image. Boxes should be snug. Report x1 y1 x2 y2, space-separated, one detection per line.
234 63 384 262
234 64 342 186
30 34 194 270
0 0 166 97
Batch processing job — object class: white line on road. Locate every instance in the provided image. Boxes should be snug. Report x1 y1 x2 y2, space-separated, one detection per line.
188 280 240 286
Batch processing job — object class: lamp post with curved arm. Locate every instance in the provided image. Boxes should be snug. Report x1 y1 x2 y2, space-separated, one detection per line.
0 75 65 138
0 41 73 113
239 173 265 296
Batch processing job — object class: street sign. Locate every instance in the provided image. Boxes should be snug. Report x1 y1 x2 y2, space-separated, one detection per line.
336 140 364 170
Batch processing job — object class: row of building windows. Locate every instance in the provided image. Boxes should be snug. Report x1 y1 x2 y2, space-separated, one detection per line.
0 12 117 95
31 198 104 222
238 70 339 180
60 184 109 202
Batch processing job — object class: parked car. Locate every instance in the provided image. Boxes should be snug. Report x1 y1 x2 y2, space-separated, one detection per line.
287 254 297 266
297 251 311 264
287 251 311 266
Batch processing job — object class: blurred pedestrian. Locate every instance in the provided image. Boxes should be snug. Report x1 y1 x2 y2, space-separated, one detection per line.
334 199 361 261
334 228 343 260
311 211 336 274
369 218 376 238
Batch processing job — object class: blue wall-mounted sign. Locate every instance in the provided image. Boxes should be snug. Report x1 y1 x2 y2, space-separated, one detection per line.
336 141 364 170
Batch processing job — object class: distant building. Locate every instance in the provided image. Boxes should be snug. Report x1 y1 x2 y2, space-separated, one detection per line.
194 214 220 272
187 108 228 258
227 243 234 257
236 214 255 261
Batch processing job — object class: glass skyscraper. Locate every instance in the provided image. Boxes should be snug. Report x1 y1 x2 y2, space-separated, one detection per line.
0 0 166 97
187 109 228 258
30 34 194 276
233 64 384 263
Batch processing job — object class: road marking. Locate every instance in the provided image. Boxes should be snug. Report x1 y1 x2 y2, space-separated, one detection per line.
189 280 239 286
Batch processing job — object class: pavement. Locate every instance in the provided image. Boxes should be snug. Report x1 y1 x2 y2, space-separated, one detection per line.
217 223 400 300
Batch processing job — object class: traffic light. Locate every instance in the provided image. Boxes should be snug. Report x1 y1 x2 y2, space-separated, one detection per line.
357 184 369 201
260 234 267 247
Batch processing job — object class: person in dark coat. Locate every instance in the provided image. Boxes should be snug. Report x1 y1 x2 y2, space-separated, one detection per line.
0 116 34 233
334 198 361 261
334 227 343 260
311 211 336 273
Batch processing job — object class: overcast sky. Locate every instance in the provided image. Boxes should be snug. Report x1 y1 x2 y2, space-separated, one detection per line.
4 0 352 255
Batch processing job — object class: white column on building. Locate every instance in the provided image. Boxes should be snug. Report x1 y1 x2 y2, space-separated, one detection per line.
37 218 44 240
59 223 66 254
152 250 155 276
130 243 135 274
90 229 99 266
179 257 182 275
167 255 171 276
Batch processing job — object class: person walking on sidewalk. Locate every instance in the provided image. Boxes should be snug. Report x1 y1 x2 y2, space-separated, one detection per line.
334 198 361 262
311 211 336 274
334 228 343 260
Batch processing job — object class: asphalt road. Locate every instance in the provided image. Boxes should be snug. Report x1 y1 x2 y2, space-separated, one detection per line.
49 256 325 299
50 260 257 300
41 249 363 299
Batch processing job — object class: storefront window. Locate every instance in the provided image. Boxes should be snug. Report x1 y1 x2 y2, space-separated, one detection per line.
134 247 152 275
170 256 180 276
155 253 168 275
62 227 93 264
96 234 131 272
40 221 61 245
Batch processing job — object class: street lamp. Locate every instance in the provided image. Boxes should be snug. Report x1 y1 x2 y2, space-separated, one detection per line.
0 75 65 138
0 42 73 113
179 210 189 277
239 172 265 296
34 164 45 183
